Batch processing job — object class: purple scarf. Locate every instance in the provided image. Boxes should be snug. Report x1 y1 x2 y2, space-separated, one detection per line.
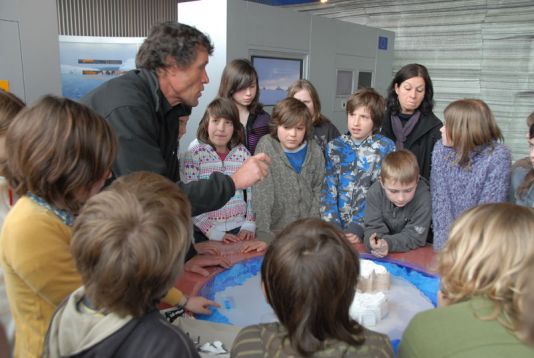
391 111 421 149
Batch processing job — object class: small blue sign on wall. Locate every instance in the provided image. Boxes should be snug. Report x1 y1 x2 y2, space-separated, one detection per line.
378 36 388 50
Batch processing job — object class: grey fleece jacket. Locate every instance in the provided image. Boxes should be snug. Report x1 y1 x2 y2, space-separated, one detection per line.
252 135 325 242
363 177 431 252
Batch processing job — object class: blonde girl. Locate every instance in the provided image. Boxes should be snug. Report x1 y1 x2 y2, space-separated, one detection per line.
400 203 534 357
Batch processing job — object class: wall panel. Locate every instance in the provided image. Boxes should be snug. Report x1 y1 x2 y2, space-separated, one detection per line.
290 0 534 160
57 0 177 37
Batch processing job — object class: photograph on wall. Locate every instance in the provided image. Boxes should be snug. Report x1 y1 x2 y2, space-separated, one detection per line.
251 55 303 106
59 36 144 100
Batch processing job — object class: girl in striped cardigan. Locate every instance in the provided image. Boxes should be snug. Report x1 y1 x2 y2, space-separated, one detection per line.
181 98 265 252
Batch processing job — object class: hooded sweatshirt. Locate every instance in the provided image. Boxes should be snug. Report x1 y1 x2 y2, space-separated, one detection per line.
44 287 199 358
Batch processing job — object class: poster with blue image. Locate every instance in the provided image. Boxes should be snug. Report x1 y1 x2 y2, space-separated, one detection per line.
59 36 144 100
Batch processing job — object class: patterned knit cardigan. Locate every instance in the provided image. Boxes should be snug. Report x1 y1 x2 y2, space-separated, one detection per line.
181 142 255 241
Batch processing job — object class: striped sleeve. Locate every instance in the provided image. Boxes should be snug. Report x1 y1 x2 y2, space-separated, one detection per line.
231 325 265 357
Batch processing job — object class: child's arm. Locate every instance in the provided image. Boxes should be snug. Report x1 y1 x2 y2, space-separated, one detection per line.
193 214 226 241
479 145 511 204
8 217 82 306
320 142 343 227
180 149 200 184
162 288 219 315
251 140 275 243
310 144 326 217
240 240 267 253
252 171 275 243
241 186 256 234
184 148 228 241
369 234 389 258
372 137 396 182
430 142 453 251
363 183 391 251
237 148 256 239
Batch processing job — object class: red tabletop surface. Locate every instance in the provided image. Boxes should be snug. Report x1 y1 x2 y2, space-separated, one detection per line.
175 240 438 297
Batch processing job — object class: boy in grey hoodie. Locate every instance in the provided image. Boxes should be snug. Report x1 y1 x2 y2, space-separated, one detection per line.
364 150 431 257
44 172 205 358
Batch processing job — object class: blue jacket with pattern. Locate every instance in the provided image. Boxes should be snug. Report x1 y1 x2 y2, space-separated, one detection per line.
321 133 395 229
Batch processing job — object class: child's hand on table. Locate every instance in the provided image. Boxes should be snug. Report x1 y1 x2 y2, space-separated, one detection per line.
241 240 267 253
185 296 220 315
184 255 232 277
222 233 241 243
237 229 255 241
369 233 389 258
345 233 361 244
195 241 221 255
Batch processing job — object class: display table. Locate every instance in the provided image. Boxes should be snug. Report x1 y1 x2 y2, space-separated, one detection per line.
173 240 438 355
176 240 437 298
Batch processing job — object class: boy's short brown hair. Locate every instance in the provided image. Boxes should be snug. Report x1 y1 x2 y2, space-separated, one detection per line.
5 95 116 213
72 172 192 318
380 150 420 185
346 88 385 134
269 97 312 140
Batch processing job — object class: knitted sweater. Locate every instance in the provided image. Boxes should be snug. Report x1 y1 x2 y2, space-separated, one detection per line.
252 135 325 242
431 141 511 250
321 133 395 230
181 142 255 241
0 196 79 358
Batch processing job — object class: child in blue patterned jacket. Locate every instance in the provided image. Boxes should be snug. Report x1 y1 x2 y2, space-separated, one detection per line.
181 98 265 253
321 88 395 244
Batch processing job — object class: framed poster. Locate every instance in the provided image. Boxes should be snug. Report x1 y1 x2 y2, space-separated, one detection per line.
59 35 144 100
251 55 303 106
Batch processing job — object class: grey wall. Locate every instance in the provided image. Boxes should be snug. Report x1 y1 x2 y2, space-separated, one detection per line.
57 0 176 36
228 0 394 131
0 0 61 103
179 0 394 148
178 0 228 153
0 0 176 104
291 0 534 161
